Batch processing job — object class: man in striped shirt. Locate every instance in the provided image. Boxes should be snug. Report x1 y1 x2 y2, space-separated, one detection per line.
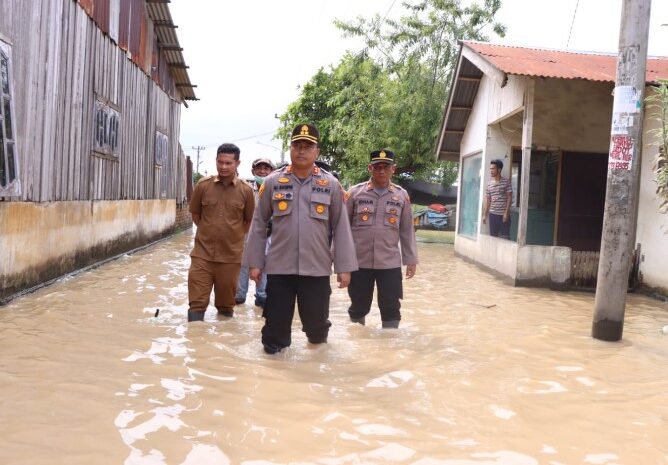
482 159 512 239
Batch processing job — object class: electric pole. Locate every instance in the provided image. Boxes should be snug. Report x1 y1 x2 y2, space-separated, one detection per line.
592 0 652 341
191 146 205 174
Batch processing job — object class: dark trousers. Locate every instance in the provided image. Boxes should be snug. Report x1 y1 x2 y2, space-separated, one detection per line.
488 212 510 238
348 268 403 322
261 275 332 349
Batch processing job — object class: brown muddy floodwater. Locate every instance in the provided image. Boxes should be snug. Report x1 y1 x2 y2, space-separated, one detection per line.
1 229 667 465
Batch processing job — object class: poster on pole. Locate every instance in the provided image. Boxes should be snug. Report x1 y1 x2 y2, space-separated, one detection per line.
610 86 640 135
608 135 634 171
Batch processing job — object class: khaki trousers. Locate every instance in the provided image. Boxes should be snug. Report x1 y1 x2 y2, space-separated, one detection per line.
188 256 241 313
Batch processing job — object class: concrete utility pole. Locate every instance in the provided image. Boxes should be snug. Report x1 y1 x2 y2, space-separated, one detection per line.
592 0 652 341
191 146 205 174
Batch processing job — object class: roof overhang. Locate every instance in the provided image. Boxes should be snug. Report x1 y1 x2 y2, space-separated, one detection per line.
435 42 496 162
435 41 668 162
146 1 197 101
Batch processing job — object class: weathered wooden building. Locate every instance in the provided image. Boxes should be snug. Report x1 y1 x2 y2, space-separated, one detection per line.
0 0 196 302
436 42 668 294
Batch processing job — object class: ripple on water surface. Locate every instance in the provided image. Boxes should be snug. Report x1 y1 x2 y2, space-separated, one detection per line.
1 232 667 464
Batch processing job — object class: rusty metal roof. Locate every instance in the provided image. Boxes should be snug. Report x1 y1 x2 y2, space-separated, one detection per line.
145 1 197 101
77 0 197 102
463 41 668 83
435 42 668 161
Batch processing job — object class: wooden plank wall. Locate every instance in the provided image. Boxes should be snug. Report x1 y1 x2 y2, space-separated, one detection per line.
0 0 187 203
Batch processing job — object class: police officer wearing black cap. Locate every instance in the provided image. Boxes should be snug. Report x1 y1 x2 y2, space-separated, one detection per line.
243 123 358 354
345 149 418 328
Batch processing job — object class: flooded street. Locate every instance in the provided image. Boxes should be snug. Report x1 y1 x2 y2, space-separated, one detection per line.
1 229 667 465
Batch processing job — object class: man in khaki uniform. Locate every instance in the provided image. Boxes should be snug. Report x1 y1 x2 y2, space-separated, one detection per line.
244 123 358 354
188 143 255 322
346 149 418 328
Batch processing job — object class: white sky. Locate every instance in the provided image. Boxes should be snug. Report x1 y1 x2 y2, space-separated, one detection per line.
170 0 668 178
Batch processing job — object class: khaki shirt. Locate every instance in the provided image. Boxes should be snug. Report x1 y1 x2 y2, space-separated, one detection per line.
189 175 255 263
346 181 418 269
244 165 358 276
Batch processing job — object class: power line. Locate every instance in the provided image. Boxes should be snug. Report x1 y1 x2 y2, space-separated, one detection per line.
566 0 580 48
181 131 276 151
381 0 398 22
231 131 275 143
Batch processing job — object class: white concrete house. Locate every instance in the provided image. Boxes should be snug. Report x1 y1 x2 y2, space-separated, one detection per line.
436 41 668 294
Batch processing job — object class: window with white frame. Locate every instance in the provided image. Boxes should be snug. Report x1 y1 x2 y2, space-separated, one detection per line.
0 40 20 197
93 99 120 157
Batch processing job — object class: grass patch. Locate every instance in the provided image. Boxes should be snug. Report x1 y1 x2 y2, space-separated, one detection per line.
415 229 455 244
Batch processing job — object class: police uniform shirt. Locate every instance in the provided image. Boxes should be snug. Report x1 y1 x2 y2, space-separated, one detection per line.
190 175 255 263
346 181 418 269
244 165 358 276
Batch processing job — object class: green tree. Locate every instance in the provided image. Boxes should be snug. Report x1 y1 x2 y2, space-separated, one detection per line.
277 0 505 187
646 78 668 213
192 171 204 185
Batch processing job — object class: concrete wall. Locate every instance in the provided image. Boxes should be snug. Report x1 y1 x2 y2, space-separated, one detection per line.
487 75 527 125
516 246 571 287
455 234 518 280
636 105 668 293
455 233 570 287
0 199 189 302
460 76 491 157
533 78 613 152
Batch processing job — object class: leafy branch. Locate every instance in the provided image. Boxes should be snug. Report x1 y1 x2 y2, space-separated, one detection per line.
645 78 668 213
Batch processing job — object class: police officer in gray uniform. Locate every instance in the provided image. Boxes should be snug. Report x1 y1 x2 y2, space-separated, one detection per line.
244 123 358 354
346 149 418 328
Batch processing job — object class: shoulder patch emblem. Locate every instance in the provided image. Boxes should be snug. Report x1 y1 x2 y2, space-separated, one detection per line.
278 177 290 184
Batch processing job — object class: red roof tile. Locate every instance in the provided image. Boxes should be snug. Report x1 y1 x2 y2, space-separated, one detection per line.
464 41 668 83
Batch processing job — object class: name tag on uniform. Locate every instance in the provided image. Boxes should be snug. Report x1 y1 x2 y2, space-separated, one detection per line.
312 186 331 194
275 184 293 190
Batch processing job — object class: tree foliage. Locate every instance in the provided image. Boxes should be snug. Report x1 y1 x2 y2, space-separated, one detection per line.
646 79 668 213
276 0 505 187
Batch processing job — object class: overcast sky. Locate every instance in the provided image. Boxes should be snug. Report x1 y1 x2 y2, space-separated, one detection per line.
170 0 668 178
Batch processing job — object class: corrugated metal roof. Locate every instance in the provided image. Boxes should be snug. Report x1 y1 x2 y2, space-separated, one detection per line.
77 0 197 102
463 41 668 83
435 42 668 161
145 1 197 101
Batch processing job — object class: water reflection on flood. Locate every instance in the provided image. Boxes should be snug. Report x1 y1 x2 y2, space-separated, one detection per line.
1 229 667 465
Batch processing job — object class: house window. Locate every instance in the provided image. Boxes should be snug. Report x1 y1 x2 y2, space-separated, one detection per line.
458 152 482 238
0 42 20 197
93 99 120 157
155 131 168 166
